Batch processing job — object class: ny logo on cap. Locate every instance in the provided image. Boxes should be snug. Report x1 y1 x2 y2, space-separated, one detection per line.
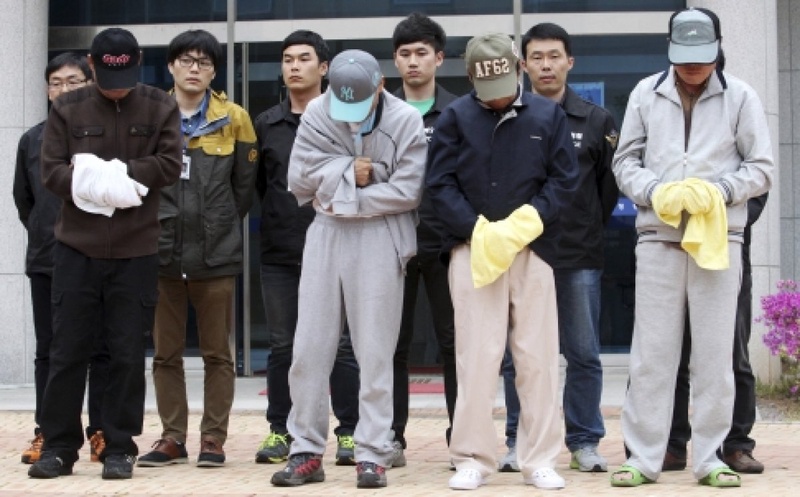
340 86 355 102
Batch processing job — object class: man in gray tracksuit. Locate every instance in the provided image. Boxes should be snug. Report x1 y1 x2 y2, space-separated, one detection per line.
611 7 773 488
270 49 426 490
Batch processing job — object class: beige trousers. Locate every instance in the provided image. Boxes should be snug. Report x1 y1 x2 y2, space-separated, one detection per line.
448 244 562 478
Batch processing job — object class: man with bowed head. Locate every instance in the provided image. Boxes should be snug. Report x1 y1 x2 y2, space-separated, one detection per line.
611 7 773 488
28 27 181 480
427 33 578 491
270 49 426 489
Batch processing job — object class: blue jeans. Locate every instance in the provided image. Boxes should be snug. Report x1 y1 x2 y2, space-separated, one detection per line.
502 268 605 451
260 264 359 436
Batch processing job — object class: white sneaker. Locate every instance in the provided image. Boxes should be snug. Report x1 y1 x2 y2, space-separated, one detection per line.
449 468 487 490
498 446 520 472
524 467 565 489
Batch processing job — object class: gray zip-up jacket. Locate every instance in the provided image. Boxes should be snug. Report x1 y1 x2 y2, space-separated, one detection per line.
288 89 427 269
613 67 773 242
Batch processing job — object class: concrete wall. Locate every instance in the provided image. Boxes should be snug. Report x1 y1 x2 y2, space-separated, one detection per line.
690 0 782 382
0 0 48 384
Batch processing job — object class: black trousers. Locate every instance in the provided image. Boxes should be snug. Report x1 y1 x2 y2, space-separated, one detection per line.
392 252 457 447
30 273 110 438
669 244 757 457
39 243 158 463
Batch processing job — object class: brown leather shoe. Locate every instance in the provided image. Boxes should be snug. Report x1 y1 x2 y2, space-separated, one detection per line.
197 435 225 467
724 450 764 474
662 450 687 471
137 437 189 467
89 430 105 462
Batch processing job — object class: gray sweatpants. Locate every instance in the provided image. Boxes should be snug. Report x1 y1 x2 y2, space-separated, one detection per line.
287 214 404 465
622 240 742 481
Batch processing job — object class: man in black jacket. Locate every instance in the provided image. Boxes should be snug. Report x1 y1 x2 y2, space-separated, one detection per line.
501 22 619 474
13 52 109 467
389 12 458 462
252 30 360 467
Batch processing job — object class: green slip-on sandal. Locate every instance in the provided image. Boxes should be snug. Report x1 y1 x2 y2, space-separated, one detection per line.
698 466 741 487
610 465 654 487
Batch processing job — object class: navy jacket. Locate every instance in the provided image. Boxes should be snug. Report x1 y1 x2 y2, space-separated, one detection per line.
426 88 579 266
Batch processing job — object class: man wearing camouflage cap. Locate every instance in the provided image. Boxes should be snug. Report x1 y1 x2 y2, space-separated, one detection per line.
426 33 578 491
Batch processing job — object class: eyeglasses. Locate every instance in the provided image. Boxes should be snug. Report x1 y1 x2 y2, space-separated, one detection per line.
48 79 87 90
176 55 214 71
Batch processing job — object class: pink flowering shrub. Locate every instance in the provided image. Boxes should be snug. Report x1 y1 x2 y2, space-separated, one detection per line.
758 280 800 397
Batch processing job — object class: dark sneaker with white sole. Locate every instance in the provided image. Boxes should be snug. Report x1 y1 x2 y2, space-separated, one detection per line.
335 434 356 466
356 461 387 488
271 453 325 486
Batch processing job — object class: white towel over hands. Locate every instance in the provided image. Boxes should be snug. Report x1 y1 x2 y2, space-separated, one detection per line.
72 153 149 217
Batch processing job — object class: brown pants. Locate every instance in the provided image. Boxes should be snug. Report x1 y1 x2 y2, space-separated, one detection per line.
448 244 562 478
152 276 236 444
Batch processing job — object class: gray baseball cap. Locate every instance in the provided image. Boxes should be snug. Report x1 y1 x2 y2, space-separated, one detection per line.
668 8 721 65
465 33 520 102
328 49 382 122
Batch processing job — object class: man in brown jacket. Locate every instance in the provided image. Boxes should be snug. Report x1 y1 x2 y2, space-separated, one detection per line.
29 27 182 481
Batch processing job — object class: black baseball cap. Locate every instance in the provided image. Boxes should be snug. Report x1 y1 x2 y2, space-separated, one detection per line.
90 28 141 90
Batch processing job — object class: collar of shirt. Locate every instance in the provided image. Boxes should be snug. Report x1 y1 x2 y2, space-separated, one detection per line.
181 90 210 138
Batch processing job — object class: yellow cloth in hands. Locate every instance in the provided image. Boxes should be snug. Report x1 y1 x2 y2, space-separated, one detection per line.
651 178 729 270
681 178 729 270
652 181 685 228
470 204 544 288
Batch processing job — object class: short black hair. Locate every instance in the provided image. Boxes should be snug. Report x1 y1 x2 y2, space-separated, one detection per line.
45 52 91 82
392 12 446 53
282 30 330 64
521 22 572 58
167 29 223 68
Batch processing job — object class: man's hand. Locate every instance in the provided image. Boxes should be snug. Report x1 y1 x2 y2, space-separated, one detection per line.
354 156 373 187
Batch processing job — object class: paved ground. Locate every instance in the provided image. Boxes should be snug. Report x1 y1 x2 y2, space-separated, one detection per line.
1 362 798 496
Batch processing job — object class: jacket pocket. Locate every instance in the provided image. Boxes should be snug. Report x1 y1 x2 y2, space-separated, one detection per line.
199 133 235 156
71 126 104 138
129 124 156 137
203 209 242 267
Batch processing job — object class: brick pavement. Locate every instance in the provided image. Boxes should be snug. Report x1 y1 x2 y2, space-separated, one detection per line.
0 406 798 496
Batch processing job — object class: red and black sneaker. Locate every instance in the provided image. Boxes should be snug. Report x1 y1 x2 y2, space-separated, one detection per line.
271 453 325 486
356 461 387 488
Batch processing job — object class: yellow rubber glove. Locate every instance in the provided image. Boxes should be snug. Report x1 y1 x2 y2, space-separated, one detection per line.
651 181 685 228
470 205 543 288
681 178 729 270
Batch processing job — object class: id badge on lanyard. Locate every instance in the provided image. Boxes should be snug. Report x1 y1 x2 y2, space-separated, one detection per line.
181 148 191 180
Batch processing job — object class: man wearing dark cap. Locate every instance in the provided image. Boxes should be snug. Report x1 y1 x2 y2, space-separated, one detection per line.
28 28 182 480
269 49 426 489
611 7 773 488
426 33 578 491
